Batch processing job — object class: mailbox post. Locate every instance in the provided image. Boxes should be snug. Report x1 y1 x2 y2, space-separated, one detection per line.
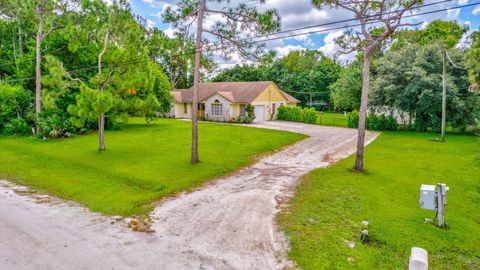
437 183 447 227
419 183 449 227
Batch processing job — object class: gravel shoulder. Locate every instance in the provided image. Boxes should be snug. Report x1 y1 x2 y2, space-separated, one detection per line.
0 121 378 270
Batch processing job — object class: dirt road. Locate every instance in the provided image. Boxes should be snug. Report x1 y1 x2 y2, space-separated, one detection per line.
0 121 377 270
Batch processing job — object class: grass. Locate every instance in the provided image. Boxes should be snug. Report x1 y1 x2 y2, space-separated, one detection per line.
315 112 347 127
278 131 480 269
0 118 306 216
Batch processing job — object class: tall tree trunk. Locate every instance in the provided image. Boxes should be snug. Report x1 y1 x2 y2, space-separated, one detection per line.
35 4 44 132
98 113 105 151
97 31 109 151
354 50 372 172
191 0 205 164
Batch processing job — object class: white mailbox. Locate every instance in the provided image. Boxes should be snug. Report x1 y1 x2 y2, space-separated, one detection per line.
420 184 437 210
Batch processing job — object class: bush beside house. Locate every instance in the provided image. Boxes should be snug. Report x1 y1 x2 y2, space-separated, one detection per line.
277 106 317 124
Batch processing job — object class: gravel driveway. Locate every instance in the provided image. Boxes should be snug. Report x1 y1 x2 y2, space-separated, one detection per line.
0 121 378 270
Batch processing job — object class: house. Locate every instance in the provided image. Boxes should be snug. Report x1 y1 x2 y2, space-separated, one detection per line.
172 81 299 122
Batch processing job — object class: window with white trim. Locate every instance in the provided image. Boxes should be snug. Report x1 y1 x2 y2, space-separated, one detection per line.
211 100 223 116
183 103 187 114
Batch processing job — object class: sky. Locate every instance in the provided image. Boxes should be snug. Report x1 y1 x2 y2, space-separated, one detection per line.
129 0 480 68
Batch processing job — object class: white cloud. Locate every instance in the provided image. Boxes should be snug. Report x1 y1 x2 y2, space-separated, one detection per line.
142 0 171 8
473 6 480 15
275 45 306 57
319 30 355 64
294 35 315 47
141 0 471 69
146 19 156 30
446 8 460 19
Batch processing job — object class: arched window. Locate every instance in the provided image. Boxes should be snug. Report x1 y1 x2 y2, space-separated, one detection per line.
211 99 223 116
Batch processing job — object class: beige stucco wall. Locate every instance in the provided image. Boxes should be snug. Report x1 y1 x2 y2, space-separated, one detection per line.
174 102 192 119
253 84 288 103
230 103 241 120
251 84 295 120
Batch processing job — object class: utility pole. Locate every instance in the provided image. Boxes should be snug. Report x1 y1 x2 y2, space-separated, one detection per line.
441 49 447 142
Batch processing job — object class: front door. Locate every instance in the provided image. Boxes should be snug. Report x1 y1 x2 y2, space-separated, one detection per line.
198 103 205 118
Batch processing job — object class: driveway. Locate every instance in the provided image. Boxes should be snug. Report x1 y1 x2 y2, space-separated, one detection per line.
0 122 378 270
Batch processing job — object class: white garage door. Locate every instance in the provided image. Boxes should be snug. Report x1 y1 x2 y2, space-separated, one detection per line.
253 105 265 122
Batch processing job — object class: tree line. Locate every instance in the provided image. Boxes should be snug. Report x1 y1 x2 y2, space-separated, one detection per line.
1 0 479 171
0 0 206 149
214 20 480 134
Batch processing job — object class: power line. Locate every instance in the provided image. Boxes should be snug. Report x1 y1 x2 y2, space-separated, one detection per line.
1 2 478 84
220 0 453 45
0 0 463 69
201 1 478 52
445 49 467 70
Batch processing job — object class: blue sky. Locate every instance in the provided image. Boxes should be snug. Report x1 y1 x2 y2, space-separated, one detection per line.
129 0 480 65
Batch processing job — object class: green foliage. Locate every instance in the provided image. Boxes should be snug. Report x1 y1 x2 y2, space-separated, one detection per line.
245 104 255 123
302 108 318 124
346 110 397 131
37 110 73 138
278 132 480 269
465 30 480 87
213 50 342 107
329 63 363 111
371 43 477 132
67 86 116 128
0 0 173 138
0 118 305 216
0 83 32 132
277 106 319 124
212 65 268 82
3 118 32 136
393 20 468 50
346 110 359 128
277 106 302 122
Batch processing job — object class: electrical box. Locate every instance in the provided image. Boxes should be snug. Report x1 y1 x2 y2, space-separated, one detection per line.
420 184 437 210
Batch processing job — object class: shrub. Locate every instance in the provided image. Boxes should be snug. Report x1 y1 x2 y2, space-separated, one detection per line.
366 113 378 129
3 118 32 136
385 115 398 131
37 111 73 138
347 110 359 128
277 106 303 122
0 83 32 132
302 108 318 124
245 104 255 123
347 110 398 131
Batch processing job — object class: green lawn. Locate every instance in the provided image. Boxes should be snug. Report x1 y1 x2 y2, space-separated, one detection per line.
0 118 305 216
315 112 347 127
278 132 480 269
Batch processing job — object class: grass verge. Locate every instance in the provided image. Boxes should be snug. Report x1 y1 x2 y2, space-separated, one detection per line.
0 118 306 216
278 131 480 269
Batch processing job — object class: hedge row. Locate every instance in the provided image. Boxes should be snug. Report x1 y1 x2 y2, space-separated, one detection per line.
277 106 317 124
346 110 398 131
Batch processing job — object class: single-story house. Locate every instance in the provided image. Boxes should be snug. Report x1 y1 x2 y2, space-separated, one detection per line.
172 81 299 122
